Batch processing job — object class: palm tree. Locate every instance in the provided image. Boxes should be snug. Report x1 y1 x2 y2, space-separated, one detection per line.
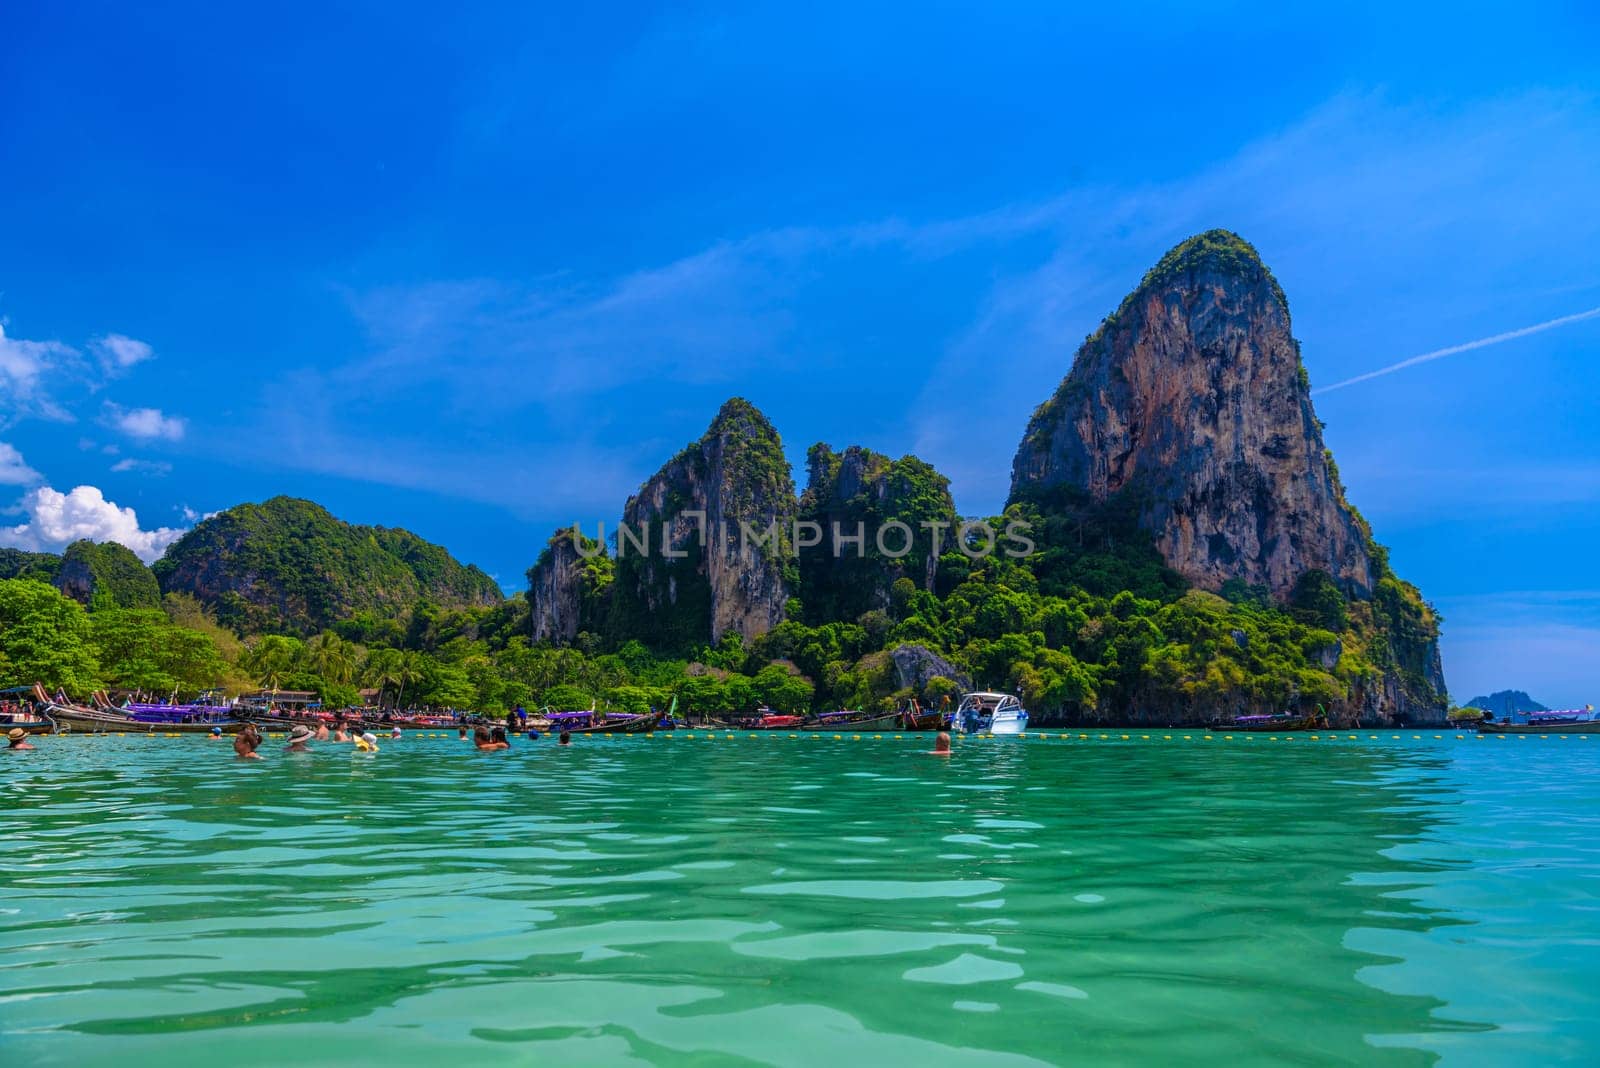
392 650 424 711
305 632 355 686
364 648 403 709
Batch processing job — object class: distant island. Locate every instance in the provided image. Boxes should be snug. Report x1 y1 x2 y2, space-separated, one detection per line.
0 231 1447 727
1462 690 1549 718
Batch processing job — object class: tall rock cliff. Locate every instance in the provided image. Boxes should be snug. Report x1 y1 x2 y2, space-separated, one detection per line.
609 398 796 649
1010 230 1445 723
797 444 956 622
526 528 611 644
1011 230 1372 597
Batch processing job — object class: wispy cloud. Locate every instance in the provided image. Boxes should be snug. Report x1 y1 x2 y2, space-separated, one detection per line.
1 484 186 561
0 442 40 486
242 90 1600 524
1313 307 1600 394
0 321 79 424
110 457 173 476
90 333 155 375
103 402 186 442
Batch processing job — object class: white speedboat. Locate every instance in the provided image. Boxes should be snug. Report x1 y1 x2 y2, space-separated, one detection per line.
953 692 1029 735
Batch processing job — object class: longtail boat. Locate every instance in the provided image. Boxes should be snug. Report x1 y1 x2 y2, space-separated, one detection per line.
546 709 663 734
897 699 949 731
728 710 806 730
0 686 54 734
799 709 903 731
42 685 245 734
1478 706 1598 734
1208 712 1321 733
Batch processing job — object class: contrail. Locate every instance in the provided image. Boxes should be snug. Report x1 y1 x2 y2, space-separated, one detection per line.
1313 306 1600 394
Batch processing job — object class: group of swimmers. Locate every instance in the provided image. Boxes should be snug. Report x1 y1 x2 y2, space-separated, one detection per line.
217 720 575 759
11 723 943 756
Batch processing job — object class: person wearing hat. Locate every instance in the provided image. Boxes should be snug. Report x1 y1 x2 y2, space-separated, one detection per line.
285 724 315 752
7 727 35 751
208 726 225 740
353 731 380 752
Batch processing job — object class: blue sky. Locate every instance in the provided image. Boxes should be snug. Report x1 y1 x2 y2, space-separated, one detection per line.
2 2 1598 704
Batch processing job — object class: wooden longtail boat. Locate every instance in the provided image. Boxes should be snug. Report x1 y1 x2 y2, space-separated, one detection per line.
1208 712 1321 733
1 711 55 735
799 710 903 732
40 685 246 734
546 710 664 735
897 699 949 731
1478 707 1598 734
0 686 54 734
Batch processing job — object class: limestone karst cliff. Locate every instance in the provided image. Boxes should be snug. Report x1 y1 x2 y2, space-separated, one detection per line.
526 529 610 645
1009 230 1446 722
796 444 956 622
607 399 797 648
1011 230 1373 598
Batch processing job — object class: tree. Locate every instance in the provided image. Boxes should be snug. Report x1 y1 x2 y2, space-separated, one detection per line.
304 631 356 685
240 634 304 689
0 578 99 693
90 609 227 693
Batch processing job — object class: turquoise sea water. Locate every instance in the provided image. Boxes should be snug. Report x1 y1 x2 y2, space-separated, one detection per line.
2 730 1597 1066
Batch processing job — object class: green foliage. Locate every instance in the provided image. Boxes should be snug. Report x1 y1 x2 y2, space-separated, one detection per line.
1289 570 1347 632
90 608 228 692
797 444 957 623
56 540 160 610
0 579 99 692
152 496 502 636
0 547 61 583
1123 229 1287 314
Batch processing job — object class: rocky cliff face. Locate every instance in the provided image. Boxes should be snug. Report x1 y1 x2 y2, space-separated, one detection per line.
1011 230 1373 599
1010 230 1446 724
797 444 956 622
609 399 796 648
526 529 609 644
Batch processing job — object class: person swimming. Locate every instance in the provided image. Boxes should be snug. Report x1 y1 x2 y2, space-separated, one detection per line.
390 726 402 740
491 725 511 747
558 730 572 747
353 731 380 752
930 731 952 756
458 726 468 740
333 725 351 742
208 726 224 740
285 724 314 752
314 723 330 741
234 729 262 760
473 726 509 751
7 727 36 751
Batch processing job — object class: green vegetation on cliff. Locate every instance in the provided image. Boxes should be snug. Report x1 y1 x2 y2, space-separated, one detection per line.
0 547 62 583
152 496 502 636
55 540 161 610
796 444 956 623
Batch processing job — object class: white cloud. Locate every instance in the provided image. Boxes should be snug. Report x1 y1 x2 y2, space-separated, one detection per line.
110 458 173 476
1 484 186 562
90 333 155 374
103 402 186 442
0 321 78 422
0 442 40 486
